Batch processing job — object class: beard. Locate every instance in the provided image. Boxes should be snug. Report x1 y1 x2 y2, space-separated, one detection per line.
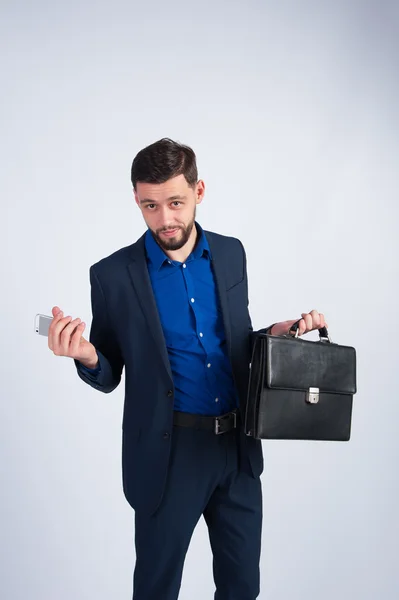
153 210 196 252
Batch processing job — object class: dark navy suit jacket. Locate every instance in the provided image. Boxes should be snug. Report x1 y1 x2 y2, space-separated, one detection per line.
75 229 271 515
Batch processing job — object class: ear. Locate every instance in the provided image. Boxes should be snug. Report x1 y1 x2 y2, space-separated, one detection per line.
196 179 205 205
134 190 140 208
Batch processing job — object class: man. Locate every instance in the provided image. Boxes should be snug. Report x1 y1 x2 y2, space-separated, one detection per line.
48 138 327 599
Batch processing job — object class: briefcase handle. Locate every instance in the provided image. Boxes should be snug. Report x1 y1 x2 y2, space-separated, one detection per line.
288 320 332 343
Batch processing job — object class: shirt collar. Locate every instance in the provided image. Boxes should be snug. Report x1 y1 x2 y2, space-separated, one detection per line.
145 221 211 271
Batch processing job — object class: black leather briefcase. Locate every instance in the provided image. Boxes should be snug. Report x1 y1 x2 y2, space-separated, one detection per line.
244 323 357 441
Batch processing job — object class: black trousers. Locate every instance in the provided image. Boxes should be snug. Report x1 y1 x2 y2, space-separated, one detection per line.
132 422 263 599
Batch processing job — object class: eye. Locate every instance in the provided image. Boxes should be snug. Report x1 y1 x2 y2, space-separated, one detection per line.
172 201 181 207
146 204 156 210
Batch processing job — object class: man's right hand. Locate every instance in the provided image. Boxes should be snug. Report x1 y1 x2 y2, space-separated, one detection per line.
48 306 99 369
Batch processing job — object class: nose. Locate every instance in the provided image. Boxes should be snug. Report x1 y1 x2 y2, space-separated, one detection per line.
157 207 179 231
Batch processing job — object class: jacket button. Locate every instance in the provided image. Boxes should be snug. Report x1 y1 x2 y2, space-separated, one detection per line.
167 390 173 397
163 432 170 439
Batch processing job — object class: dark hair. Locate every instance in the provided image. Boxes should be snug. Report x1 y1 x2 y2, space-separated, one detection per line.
131 138 198 190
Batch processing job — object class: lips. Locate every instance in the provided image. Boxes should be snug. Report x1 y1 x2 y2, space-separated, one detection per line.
161 228 179 237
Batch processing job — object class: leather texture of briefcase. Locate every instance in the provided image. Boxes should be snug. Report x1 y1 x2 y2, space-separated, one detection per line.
244 323 357 441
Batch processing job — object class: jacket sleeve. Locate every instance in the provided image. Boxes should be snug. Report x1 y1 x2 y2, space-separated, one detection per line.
239 240 275 355
74 265 124 393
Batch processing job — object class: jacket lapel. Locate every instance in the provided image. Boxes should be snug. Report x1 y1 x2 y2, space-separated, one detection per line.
127 234 173 381
205 231 232 359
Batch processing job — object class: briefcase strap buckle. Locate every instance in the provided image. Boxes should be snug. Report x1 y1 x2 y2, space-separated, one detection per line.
306 387 320 404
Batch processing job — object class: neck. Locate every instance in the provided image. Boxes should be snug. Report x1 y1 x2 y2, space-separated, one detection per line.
164 223 198 263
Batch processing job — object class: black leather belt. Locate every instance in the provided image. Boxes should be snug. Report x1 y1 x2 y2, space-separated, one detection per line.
173 409 239 435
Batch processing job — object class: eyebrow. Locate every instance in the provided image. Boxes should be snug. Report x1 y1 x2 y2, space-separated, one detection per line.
140 195 187 205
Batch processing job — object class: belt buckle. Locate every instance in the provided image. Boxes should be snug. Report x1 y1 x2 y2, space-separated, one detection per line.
214 411 237 435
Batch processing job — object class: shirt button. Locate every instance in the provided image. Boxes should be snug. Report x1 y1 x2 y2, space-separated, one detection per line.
168 260 171 264
183 264 187 268
191 298 195 303
163 432 170 439
207 363 211 368
215 398 219 402
167 390 173 397
199 332 203 337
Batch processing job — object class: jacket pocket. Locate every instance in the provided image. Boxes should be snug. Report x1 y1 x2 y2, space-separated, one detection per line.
226 277 244 292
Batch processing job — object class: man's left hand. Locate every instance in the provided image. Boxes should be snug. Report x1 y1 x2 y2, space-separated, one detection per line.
270 309 328 337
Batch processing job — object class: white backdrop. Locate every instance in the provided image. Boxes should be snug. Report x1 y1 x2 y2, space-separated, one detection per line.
1 0 398 598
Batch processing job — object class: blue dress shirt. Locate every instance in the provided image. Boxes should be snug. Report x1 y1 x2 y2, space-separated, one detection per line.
79 222 239 416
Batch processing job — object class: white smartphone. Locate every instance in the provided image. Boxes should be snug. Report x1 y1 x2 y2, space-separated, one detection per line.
35 313 53 336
